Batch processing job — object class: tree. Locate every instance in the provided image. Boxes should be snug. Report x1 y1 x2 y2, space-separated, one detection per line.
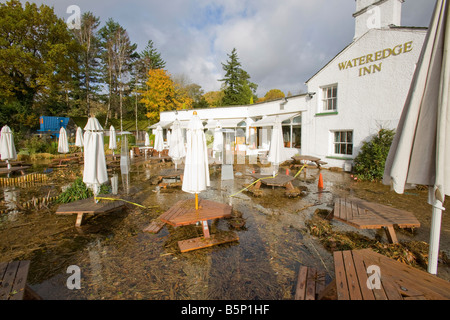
99 19 119 127
203 91 224 108
141 69 193 123
72 12 102 117
114 24 138 131
136 40 166 85
132 40 166 134
172 74 209 109
219 48 257 106
99 19 138 129
0 0 79 132
257 89 285 103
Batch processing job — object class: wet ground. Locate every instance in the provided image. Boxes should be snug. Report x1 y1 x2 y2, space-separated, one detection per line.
0 158 448 300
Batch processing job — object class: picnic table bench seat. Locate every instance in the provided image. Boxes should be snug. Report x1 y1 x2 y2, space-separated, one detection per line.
1 260 42 300
294 266 326 300
322 249 450 300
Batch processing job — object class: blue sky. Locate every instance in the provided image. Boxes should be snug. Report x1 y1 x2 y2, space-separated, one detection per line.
21 0 435 97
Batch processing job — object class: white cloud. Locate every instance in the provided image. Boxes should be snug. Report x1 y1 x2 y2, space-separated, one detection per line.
24 0 435 97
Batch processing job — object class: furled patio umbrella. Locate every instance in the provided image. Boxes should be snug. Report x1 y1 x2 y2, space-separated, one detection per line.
166 130 171 148
75 127 84 150
267 116 287 176
154 125 164 157
182 112 210 210
383 0 450 275
109 125 117 156
0 125 17 170
213 121 223 161
58 127 69 154
83 117 108 202
168 119 186 169
144 131 150 147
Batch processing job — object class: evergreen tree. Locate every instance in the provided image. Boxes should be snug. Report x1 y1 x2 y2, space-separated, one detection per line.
137 40 166 82
219 48 257 106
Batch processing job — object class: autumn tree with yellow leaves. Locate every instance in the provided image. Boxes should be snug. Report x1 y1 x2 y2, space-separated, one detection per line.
140 68 192 123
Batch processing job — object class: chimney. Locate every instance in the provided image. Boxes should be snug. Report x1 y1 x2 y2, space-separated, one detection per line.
353 0 404 39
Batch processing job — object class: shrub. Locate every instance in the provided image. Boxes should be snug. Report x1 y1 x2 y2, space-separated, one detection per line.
353 128 395 181
21 135 59 155
56 178 93 203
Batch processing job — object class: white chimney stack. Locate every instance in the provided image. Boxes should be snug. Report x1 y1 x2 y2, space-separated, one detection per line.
353 0 404 39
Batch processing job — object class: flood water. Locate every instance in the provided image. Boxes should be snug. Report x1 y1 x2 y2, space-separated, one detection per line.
0 158 448 300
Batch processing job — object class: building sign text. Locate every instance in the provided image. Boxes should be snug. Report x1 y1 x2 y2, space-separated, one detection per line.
338 41 414 77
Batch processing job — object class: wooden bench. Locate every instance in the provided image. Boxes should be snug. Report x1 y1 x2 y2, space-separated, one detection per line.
1 260 42 300
294 266 326 300
143 219 166 234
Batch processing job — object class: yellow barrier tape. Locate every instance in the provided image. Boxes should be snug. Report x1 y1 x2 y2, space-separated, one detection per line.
94 196 153 209
293 164 307 178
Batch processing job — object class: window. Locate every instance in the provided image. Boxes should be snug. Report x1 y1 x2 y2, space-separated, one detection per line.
333 131 353 156
282 115 302 148
322 85 338 112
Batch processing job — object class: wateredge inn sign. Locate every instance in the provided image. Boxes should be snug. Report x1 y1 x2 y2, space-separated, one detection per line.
338 41 414 77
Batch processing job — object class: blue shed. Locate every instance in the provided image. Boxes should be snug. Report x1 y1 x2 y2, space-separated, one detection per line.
37 116 71 138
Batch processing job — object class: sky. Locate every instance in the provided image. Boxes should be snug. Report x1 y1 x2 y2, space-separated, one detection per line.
20 0 435 97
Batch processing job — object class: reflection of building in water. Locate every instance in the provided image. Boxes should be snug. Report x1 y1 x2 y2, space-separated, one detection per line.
155 0 427 171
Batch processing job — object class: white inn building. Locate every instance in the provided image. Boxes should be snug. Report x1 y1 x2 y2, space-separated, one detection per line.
155 0 428 171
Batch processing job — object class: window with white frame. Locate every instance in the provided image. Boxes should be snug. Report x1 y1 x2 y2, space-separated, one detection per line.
321 85 338 112
332 130 353 156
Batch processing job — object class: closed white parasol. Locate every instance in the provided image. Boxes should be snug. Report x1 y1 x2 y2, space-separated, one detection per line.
75 127 84 148
383 0 450 274
267 116 287 176
58 127 69 154
182 112 210 209
0 125 17 170
83 117 108 200
169 119 186 169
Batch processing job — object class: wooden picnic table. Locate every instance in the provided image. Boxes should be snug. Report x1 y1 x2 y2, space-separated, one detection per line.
324 249 450 300
250 173 296 190
159 198 238 252
332 197 420 243
291 155 327 168
1 260 41 300
55 197 126 227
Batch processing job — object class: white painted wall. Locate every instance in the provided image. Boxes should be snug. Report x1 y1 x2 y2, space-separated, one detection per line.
303 27 426 169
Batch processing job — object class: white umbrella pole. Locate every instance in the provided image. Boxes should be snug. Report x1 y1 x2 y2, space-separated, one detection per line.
428 187 445 274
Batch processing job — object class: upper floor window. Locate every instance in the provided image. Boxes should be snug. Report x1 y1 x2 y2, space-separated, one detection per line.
321 85 338 112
